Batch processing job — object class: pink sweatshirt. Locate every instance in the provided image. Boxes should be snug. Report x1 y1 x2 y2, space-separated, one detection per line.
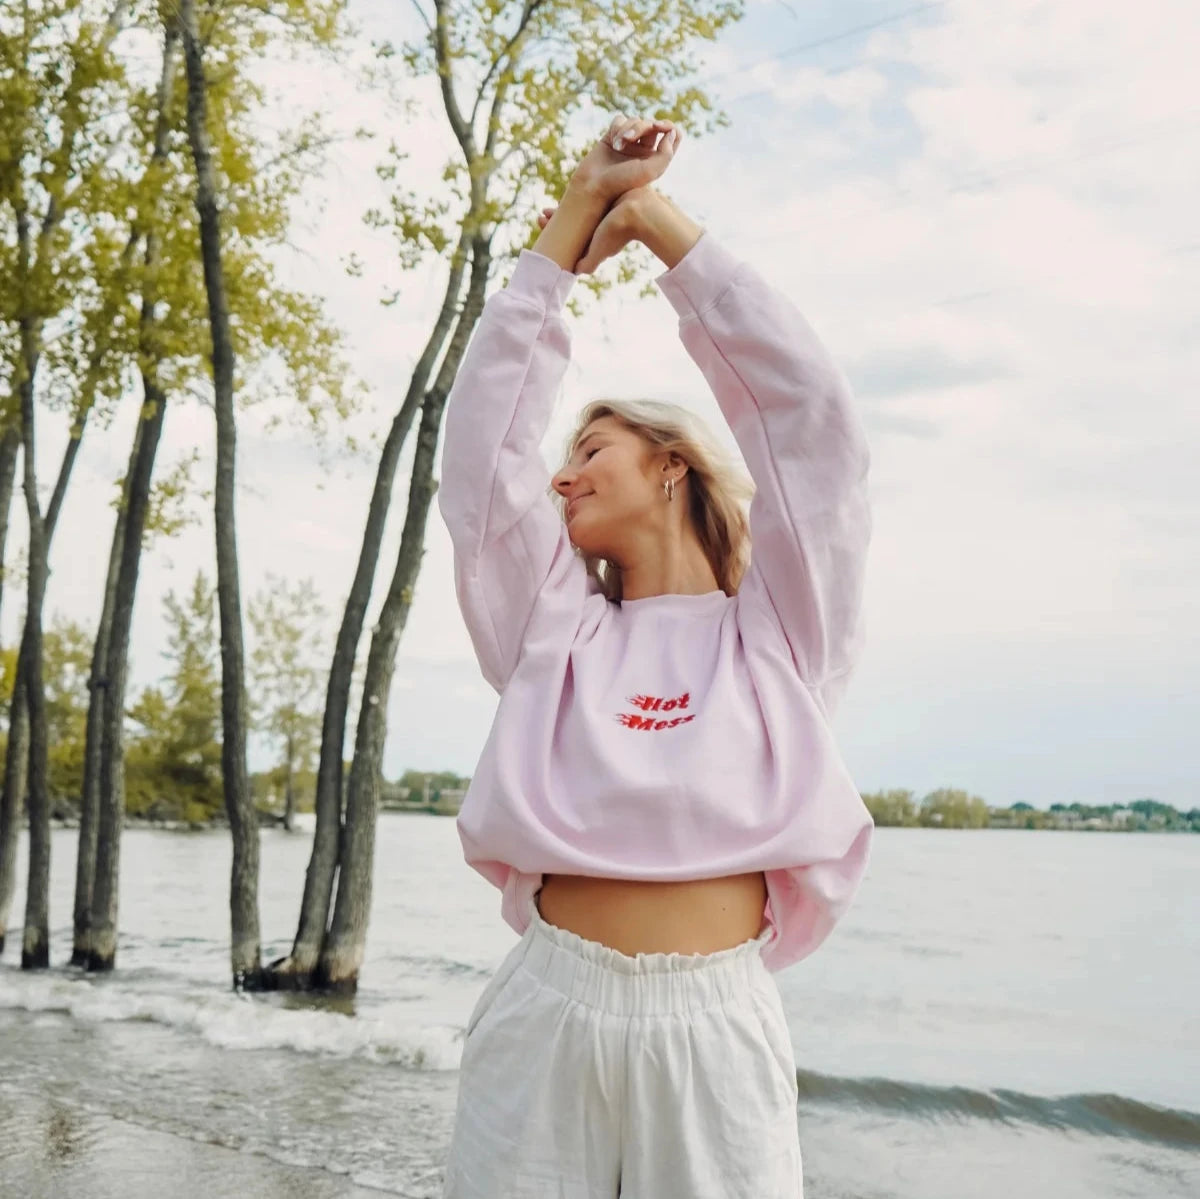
437 230 873 972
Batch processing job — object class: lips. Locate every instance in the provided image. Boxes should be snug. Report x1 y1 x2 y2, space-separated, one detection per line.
566 493 593 521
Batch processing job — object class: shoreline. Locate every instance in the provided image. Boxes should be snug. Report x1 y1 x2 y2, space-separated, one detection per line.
41 814 1200 834
43 804 458 833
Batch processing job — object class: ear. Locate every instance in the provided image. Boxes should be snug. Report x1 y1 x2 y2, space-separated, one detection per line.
663 450 688 480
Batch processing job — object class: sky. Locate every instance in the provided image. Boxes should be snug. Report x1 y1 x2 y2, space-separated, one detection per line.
12 0 1199 809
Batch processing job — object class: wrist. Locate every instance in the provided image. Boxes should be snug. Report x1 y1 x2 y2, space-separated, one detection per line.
626 188 668 240
632 190 704 270
562 178 611 213
533 181 611 272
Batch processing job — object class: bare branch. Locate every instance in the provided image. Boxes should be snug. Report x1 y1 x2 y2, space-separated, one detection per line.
255 127 352 176
431 0 474 158
483 0 549 163
406 0 433 35
470 0 548 132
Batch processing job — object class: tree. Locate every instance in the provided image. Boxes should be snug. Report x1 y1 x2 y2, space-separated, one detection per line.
178 0 258 988
72 419 145 965
861 788 916 827
249 576 327 831
73 0 360 973
276 0 745 993
85 10 186 975
0 0 133 967
178 0 357 989
919 788 990 829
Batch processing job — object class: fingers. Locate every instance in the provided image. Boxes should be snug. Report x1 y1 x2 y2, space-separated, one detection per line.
612 117 651 151
656 126 681 157
607 115 679 154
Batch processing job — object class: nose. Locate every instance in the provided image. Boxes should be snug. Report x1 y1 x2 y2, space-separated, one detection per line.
551 465 577 496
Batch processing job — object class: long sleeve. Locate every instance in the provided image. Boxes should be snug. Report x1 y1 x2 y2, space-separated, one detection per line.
655 233 872 715
438 249 592 692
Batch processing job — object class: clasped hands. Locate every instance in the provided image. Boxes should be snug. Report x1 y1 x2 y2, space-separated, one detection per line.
539 115 683 275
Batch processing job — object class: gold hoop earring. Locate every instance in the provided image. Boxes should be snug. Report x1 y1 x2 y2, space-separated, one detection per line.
664 477 675 502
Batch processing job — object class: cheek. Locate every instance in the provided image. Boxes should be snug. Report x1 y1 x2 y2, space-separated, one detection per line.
597 458 651 506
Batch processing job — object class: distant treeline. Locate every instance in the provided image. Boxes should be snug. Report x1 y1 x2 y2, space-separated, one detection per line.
862 789 1199 832
12 579 471 830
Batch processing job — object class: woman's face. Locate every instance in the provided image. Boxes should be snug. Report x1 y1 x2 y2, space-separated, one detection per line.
551 416 675 560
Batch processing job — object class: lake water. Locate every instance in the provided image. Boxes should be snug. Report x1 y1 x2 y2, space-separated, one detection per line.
1 818 1198 1197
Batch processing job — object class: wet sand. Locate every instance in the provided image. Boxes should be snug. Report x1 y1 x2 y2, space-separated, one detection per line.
0 1094 392 1199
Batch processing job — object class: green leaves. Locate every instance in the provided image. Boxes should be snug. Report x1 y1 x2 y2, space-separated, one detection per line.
1 0 367 477
125 571 224 821
371 0 744 292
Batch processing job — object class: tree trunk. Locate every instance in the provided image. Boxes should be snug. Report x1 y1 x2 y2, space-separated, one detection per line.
0 652 30 956
71 420 141 966
0 13 31 965
17 242 51 969
88 391 168 972
283 731 295 832
0 425 24 956
269 227 475 989
0 421 27 952
57 230 142 967
0 389 97 956
317 235 493 993
19 560 49 971
181 0 262 990
86 19 179 975
0 424 21 631
2 371 101 964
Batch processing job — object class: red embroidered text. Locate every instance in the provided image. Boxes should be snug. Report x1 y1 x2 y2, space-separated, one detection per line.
627 692 690 712
616 692 695 732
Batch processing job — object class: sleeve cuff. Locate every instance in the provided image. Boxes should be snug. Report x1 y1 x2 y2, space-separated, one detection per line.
654 231 743 319
509 249 578 312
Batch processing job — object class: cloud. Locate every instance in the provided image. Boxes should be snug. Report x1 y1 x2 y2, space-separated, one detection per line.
846 344 1018 401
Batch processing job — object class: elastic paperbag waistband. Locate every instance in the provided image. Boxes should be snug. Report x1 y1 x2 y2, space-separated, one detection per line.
517 902 773 1017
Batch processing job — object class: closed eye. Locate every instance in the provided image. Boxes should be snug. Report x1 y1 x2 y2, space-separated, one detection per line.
585 448 600 460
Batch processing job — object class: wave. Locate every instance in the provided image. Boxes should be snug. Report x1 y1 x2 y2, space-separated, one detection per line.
795 1067 1200 1149
0 970 465 1072
4 970 1197 1151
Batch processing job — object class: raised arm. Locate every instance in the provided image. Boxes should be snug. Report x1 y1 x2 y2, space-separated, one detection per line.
634 191 872 714
437 247 589 692
438 117 685 691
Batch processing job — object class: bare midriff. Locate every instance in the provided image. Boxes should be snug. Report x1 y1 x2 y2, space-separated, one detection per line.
535 871 769 957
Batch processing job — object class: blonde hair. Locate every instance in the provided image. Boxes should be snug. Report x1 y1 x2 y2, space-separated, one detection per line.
552 398 755 602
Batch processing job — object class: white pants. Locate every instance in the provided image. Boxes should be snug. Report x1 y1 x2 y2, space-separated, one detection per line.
442 903 803 1198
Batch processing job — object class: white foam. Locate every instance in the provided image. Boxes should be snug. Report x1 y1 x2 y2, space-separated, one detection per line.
0 971 465 1071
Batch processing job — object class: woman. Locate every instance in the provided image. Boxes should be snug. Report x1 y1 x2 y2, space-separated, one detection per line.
437 114 873 1199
